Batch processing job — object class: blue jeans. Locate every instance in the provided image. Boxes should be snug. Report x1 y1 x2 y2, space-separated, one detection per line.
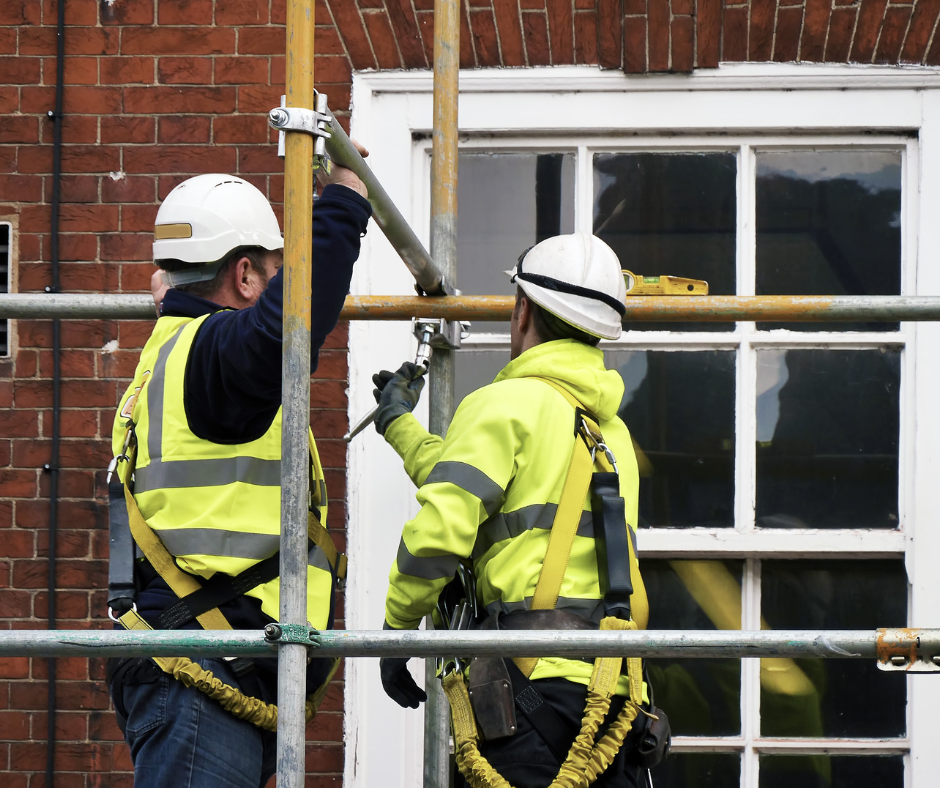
113 658 278 788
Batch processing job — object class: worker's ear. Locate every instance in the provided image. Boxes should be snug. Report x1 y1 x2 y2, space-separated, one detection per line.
516 293 534 334
234 256 263 301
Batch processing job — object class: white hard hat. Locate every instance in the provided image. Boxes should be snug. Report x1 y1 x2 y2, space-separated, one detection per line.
507 233 626 340
153 174 283 282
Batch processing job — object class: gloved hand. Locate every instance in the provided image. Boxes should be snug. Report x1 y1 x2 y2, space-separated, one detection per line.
372 361 426 436
380 657 427 709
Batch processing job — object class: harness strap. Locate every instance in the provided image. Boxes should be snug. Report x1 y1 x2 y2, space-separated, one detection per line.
107 471 137 616
505 657 576 764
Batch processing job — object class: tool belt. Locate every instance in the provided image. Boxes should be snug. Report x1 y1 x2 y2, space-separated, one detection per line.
106 425 346 731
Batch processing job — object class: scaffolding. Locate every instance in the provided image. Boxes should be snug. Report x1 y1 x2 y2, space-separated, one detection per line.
4 0 940 785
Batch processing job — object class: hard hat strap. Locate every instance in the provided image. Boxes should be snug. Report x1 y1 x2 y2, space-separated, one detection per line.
513 270 627 317
160 258 226 287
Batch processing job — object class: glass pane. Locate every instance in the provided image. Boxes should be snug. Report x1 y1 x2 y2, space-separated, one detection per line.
644 560 742 737
761 560 907 738
455 152 575 332
759 754 903 788
455 349 511 404
593 152 737 332
755 349 900 530
756 150 902 332
651 752 741 788
609 350 735 529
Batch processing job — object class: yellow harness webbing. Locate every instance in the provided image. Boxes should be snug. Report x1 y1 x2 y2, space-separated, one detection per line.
443 377 643 787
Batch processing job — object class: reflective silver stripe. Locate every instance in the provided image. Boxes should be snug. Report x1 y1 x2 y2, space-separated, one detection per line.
156 527 332 571
473 505 594 559
135 456 282 493
157 528 280 559
146 326 187 462
395 538 461 581
485 596 605 625
424 461 504 517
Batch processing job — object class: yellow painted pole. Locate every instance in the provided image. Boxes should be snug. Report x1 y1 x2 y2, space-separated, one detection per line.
279 0 315 785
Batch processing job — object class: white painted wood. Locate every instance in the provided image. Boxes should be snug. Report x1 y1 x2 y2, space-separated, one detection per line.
636 528 905 558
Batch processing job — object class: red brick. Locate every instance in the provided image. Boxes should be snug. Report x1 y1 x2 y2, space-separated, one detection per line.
0 118 39 145
88 711 124 743
99 233 152 262
41 0 98 25
826 6 860 61
62 28 121 56
124 144 237 175
595 0 623 68
119 261 158 292
56 175 99 204
158 0 213 25
748 0 776 60
48 115 98 145
312 24 346 56
217 0 269 25
310 54 353 85
100 56 154 85
852 0 891 62
0 86 18 114
30 708 90 740
38 468 96 498
876 6 914 63
125 86 237 115
101 0 154 24
469 8 501 66
121 204 158 233
60 204 118 233
236 147 282 174
722 5 749 61
158 56 214 85
801 0 833 61
0 3 30 23
0 410 38 438
215 56 270 84
522 10 551 65
360 9 401 70
571 9 596 65
0 658 29 679
4 57 42 84
0 469 38 498
34 590 89 621
237 26 285 56
102 175 156 204
774 6 804 61
324 6 376 69
24 85 123 116
42 55 98 85
123 27 236 56
0 710 30 738
101 116 154 144
214 115 269 144
383 0 428 68
545 0 574 64
648 0 671 70
17 499 104 531
0 28 14 54
158 115 212 144
901 0 940 62
59 320 118 349
40 348 97 377
14 349 38 378
0 591 32 618
18 28 54 56
236 84 283 114
697 0 722 67
493 0 524 66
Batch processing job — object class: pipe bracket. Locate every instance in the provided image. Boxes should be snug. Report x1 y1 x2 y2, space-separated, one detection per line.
263 623 322 649
875 628 940 672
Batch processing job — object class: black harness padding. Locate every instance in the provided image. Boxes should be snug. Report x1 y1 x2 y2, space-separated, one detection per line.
156 549 284 630
504 658 577 764
591 471 634 621
107 474 138 617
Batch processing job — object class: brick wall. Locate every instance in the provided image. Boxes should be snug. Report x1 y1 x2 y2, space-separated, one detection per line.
2 1 939 786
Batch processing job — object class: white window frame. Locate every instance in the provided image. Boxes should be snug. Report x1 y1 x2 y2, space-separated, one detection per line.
345 63 940 788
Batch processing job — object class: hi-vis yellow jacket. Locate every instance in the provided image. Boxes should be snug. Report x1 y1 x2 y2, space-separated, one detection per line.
384 339 649 694
112 314 334 628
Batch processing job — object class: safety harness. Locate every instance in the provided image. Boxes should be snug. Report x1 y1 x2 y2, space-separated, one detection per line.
442 378 645 788
107 420 347 732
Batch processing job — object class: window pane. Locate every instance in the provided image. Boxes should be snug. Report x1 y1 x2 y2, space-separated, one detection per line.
593 152 737 332
456 152 575 332
609 350 735 529
644 560 743 737
759 754 903 788
761 560 907 738
756 150 902 332
755 349 900 530
652 752 741 788
455 349 510 404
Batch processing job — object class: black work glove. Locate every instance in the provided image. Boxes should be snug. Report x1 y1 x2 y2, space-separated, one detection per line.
372 361 426 436
379 656 427 708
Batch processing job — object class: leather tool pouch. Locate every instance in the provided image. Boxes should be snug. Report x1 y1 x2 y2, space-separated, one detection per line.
634 705 671 769
468 616 518 741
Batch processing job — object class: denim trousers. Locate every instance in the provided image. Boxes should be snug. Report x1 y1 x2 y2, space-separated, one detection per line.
111 657 278 788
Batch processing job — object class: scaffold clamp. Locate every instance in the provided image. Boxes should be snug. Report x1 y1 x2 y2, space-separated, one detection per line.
263 623 322 649
875 628 940 672
270 92 332 172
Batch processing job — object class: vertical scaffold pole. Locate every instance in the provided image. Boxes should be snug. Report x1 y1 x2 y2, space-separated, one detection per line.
425 1 460 785
278 0 315 786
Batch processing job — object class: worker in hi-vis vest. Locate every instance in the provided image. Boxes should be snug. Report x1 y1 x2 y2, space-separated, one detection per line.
373 233 671 788
106 156 370 788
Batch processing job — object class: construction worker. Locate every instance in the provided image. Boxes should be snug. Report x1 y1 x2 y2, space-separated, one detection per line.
373 233 669 788
106 159 371 787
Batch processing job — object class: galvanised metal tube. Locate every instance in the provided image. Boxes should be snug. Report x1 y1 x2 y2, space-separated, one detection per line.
1 629 938 660
424 2 460 784
325 111 446 296
279 0 315 784
10 294 940 322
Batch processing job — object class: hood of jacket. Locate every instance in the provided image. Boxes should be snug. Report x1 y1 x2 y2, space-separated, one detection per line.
493 339 625 421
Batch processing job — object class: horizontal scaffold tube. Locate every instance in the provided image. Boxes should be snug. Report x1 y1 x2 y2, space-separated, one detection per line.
4 294 940 322
0 628 937 661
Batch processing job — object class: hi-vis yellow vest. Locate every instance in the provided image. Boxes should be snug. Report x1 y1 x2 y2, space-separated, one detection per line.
112 313 333 628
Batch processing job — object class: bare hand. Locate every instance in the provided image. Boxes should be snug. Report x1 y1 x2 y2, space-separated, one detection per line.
151 268 169 317
316 138 369 199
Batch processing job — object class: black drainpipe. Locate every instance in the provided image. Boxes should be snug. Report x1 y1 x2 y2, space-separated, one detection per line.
44 0 65 783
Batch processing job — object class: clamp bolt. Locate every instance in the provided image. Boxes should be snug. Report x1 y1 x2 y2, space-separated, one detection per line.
264 623 282 641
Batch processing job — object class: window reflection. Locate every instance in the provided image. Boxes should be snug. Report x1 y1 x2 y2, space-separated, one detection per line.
756 150 902 332
755 349 900 530
644 560 742 737
609 350 735 529
455 152 574 332
761 560 907 739
454 350 510 404
759 754 903 788
653 752 741 788
593 152 737 332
